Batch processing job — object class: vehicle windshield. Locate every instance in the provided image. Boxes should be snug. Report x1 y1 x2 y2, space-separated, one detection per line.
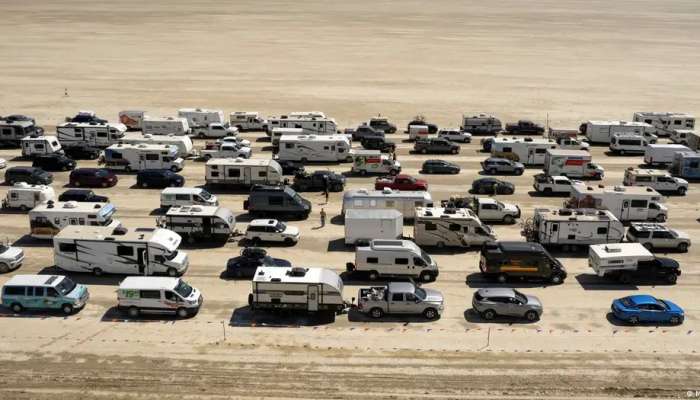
656 300 669 310
420 249 433 265
275 221 287 231
56 277 77 295
620 297 633 307
497 201 504 207
165 250 179 261
199 190 213 200
96 170 108 177
0 244 7 253
292 193 304 204
513 290 528 304
174 279 193 298
415 288 427 300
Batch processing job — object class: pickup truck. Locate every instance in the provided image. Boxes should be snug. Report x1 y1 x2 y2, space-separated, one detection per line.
557 137 590 151
293 170 346 192
192 123 238 138
441 195 520 224
532 174 580 196
374 174 428 191
505 120 544 135
361 136 396 153
345 124 384 141
200 142 252 160
356 282 444 320
414 137 459 154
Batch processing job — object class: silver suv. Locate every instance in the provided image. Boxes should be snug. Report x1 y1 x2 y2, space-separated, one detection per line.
626 223 690 252
472 288 543 321
481 157 524 175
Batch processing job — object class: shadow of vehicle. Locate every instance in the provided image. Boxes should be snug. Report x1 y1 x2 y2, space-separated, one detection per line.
230 305 336 327
604 312 681 327
330 214 344 226
575 274 639 291
463 308 538 325
149 207 167 216
0 208 29 215
37 266 127 286
464 272 562 289
339 270 413 286
326 238 353 253
255 137 271 143
194 184 252 195
0 307 83 319
346 308 434 323
12 235 52 248
236 237 297 248
100 306 194 323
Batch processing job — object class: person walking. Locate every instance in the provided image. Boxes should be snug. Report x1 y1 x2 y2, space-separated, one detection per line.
320 208 327 228
322 175 330 204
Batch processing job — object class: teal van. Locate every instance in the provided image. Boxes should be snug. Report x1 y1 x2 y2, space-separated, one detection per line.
1 274 89 315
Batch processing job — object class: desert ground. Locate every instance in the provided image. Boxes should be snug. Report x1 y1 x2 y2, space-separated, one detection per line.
1 0 700 398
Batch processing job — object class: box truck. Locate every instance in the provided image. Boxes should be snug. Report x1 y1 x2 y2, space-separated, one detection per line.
544 149 604 179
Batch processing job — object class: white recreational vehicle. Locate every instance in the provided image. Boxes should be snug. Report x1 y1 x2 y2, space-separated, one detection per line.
670 129 699 149
249 266 346 314
118 133 193 157
543 149 604 179
266 114 338 136
21 135 62 158
142 116 190 136
53 225 189 277
348 239 439 282
271 127 304 147
277 134 352 162
229 111 267 131
622 168 688 195
413 207 495 248
56 122 127 154
102 143 184 172
609 133 650 155
521 208 624 248
0 118 43 147
342 188 433 219
205 158 283 187
643 144 692 166
490 137 557 165
118 110 146 131
633 112 695 137
567 184 667 222
177 108 225 128
581 120 655 144
156 205 235 243
29 201 120 239
2 183 55 211
344 209 403 245
461 113 502 134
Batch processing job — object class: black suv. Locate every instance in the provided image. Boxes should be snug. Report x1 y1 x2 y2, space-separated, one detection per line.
32 154 76 171
225 247 291 279
58 189 109 203
136 169 184 188
349 125 384 141
414 138 460 154
4 167 53 185
243 185 311 219
368 117 397 134
68 111 107 124
471 178 515 195
361 136 396 153
292 170 346 192
421 159 460 174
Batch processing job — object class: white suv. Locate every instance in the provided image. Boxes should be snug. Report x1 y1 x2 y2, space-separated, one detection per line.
245 219 300 245
626 223 690 252
437 129 471 143
0 243 24 273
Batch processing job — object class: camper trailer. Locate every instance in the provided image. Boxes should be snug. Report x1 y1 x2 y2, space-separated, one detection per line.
633 112 695 137
342 188 433 219
490 137 557 165
56 122 127 157
249 266 346 314
21 136 62 158
157 205 235 243
271 127 304 147
643 144 691 166
266 114 338 136
413 207 495 248
344 209 403 245
544 149 604 179
2 183 55 211
669 129 700 149
177 108 225 128
609 133 650 155
118 110 146 130
521 208 624 248
102 143 184 172
205 158 283 187
29 201 120 239
53 225 189 277
568 184 667 222
276 135 352 162
119 133 193 157
461 113 502 134
581 120 655 144
588 243 680 284
0 117 44 147
669 151 700 179
229 111 267 131
142 116 190 136
623 168 688 195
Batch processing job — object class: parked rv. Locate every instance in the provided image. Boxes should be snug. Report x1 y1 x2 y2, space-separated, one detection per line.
669 129 699 149
142 116 190 136
609 133 650 155
350 150 401 176
567 184 667 222
669 151 700 179
479 241 567 284
347 239 438 282
2 183 55 211
461 113 502 134
56 122 127 158
589 243 680 284
119 133 193 157
633 112 694 137
0 116 44 147
117 277 202 318
342 188 433 219
626 223 690 252
102 143 184 172
205 158 283 188
623 168 688 195
157 205 235 244
357 282 444 320
532 174 580 196
229 111 267 131
277 134 351 162
543 149 604 179
178 108 225 128
29 201 120 239
21 135 62 159
243 185 312 219
581 120 655 144
118 110 146 131
521 208 624 248
266 114 338 136
1 275 88 315
643 144 691 166
413 207 495 248
344 209 403 245
490 137 557 165
160 187 218 209
53 225 189 277
271 127 304 147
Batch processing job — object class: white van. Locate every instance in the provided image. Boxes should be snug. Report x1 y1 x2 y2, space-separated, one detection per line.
643 144 692 166
117 276 202 318
160 187 218 209
347 239 439 282
2 183 55 211
609 133 649 155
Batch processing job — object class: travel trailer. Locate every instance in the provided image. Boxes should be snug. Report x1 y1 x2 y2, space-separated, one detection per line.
342 188 433 219
142 116 190 136
229 111 267 131
156 205 235 243
56 122 127 157
544 149 604 179
643 144 691 166
669 151 700 179
623 168 688 195
521 208 624 248
271 127 304 147
2 183 55 211
461 113 502 134
344 209 403 245
669 129 700 149
266 114 338 136
632 112 695 137
348 239 439 282
205 158 283 187
581 120 655 144
609 133 650 155
117 276 202 318
276 134 352 162
0 117 44 147
160 187 218 209
490 137 557 165
413 207 496 248
177 108 225 128
249 266 346 314
53 225 189 277
567 184 667 222
118 133 193 157
118 110 146 130
29 201 120 239
408 125 429 141
102 143 184 172
21 135 62 158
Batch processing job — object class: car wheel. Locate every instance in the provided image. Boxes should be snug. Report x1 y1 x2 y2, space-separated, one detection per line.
251 237 261 246
478 186 488 194
503 215 515 224
93 267 103 277
496 274 507 283
369 307 384 319
677 187 687 195
101 181 108 188
436 241 445 249
619 273 632 284
301 157 308 163
424 168 432 174
489 168 497 175
524 310 539 322
62 304 74 315
389 169 398 176
170 166 178 172
421 148 427 154
368 270 379 281
359 169 367 176
19 205 28 212
125 166 132 172
127 306 139 318
167 267 178 277
670 316 682 325
655 214 667 222
11 303 23 313
677 243 688 253
620 150 626 156
176 307 189 318
666 274 678 284
8 179 15 185
423 308 438 320
451 148 458 155
419 271 434 282
61 166 68 171
140 181 148 188
515 169 524 176
73 180 80 187
284 237 294 245
482 309 496 320
0 262 9 273
543 188 552 196
550 274 563 284
628 316 639 325
170 181 178 187
186 234 196 245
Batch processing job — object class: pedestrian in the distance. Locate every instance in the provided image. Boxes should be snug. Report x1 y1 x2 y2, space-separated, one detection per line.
320 208 327 228
323 176 330 204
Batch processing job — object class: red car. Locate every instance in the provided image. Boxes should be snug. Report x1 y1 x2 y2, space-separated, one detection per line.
374 174 428 191
69 168 118 188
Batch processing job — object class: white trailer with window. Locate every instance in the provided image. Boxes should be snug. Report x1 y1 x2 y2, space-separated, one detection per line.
118 133 193 157
277 134 352 162
205 158 283 187
177 108 225 128
413 207 496 248
0 118 43 147
102 143 184 172
521 208 624 248
2 183 55 211
490 137 557 165
57 122 127 154
229 111 267 131
344 209 403 245
342 188 433 219
21 135 62 158
29 201 120 239
266 114 338 136
582 120 654 144
567 184 667 222
633 112 695 137
53 225 189 277
156 205 235 244
142 116 190 136
249 266 346 314
271 127 304 147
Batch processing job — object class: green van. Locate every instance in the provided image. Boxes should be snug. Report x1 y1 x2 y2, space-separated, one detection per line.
1 274 89 315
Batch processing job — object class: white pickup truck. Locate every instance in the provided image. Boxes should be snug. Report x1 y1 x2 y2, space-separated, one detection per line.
191 123 239 138
441 196 520 224
533 174 581 196
557 137 590 151
356 282 444 320
200 142 252 160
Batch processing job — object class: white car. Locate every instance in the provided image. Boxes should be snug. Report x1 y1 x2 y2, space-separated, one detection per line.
438 129 472 143
245 219 300 245
0 158 6 169
0 243 24 273
217 135 251 148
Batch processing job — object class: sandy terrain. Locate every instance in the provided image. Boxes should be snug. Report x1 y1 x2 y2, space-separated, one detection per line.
1 0 700 398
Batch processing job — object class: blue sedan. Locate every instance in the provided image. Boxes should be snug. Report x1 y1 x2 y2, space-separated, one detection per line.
611 295 684 325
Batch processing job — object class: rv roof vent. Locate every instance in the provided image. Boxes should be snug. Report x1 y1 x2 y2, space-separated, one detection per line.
63 201 77 209
234 157 244 163
46 200 55 209
627 166 633 170
14 182 30 188
558 209 572 216
356 188 368 195
645 187 653 192
270 277 281 282
524 137 533 142
93 204 102 209
112 227 128 235
195 108 202 112
424 210 433 217
191 207 202 213
604 245 622 253
143 134 152 138
598 210 606 216
598 184 604 188
613 186 625 192
104 237 115 241
586 186 593 191
287 267 307 277
138 144 148 148
382 188 393 194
